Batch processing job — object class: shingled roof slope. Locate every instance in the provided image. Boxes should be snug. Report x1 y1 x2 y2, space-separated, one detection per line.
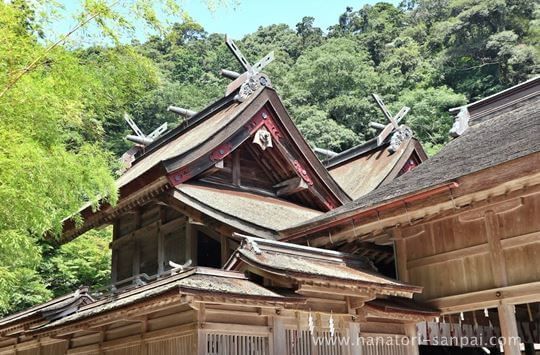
284 85 540 230
20 267 298 333
172 184 322 237
328 138 424 199
117 91 256 188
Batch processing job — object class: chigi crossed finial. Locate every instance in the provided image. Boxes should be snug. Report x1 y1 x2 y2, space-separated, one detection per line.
369 93 412 153
221 36 275 101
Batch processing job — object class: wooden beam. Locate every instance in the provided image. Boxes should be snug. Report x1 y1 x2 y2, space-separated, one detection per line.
273 177 308 196
427 281 540 313
297 284 376 300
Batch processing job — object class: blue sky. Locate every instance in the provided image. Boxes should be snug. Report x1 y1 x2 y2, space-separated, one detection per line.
181 0 400 39
49 0 400 44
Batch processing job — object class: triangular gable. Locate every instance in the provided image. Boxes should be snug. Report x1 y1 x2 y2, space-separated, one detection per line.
162 87 350 211
326 137 427 199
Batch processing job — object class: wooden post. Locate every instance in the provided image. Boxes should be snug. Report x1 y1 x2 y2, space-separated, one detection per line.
197 328 206 355
187 223 197 265
220 235 229 266
157 207 165 276
497 304 521 355
111 220 119 285
272 315 286 355
232 149 241 186
348 322 361 355
197 303 207 355
404 323 419 355
392 229 409 282
111 248 118 285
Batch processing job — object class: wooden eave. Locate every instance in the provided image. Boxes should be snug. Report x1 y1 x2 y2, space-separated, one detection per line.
284 153 540 249
363 304 437 322
450 76 539 120
280 181 459 243
227 249 421 297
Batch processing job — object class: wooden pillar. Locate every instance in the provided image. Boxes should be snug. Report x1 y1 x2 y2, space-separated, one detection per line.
272 315 286 355
111 220 119 285
187 223 197 265
220 235 230 266
197 328 207 355
232 149 241 186
348 322 361 355
404 323 419 355
497 304 521 355
197 303 207 355
157 207 165 275
111 248 118 285
392 229 409 282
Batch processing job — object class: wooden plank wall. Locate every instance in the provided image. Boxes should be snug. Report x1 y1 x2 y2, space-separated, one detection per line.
395 187 540 300
112 203 188 284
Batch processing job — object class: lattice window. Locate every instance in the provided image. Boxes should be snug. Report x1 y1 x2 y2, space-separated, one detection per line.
285 329 346 355
206 333 269 355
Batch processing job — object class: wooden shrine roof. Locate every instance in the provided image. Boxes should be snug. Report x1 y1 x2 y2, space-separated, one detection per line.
0 267 300 335
225 235 422 298
61 86 351 242
0 245 433 336
283 79 540 236
172 183 322 237
327 137 425 199
116 92 250 189
0 287 93 330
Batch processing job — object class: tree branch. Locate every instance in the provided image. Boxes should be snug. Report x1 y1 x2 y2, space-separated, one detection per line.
0 1 119 100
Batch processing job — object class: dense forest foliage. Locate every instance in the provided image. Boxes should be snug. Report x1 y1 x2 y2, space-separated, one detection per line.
0 0 537 315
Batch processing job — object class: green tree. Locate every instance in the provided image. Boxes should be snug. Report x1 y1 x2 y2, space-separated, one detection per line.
40 229 112 298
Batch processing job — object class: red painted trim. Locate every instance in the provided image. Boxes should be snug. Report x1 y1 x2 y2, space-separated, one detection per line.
167 167 192 186
292 160 314 186
281 182 459 241
210 142 233 162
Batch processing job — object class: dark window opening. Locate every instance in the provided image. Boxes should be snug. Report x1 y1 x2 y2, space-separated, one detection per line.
374 256 396 279
246 271 265 286
197 231 221 268
398 152 421 177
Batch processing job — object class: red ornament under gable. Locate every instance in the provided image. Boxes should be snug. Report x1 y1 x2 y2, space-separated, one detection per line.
244 108 283 141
